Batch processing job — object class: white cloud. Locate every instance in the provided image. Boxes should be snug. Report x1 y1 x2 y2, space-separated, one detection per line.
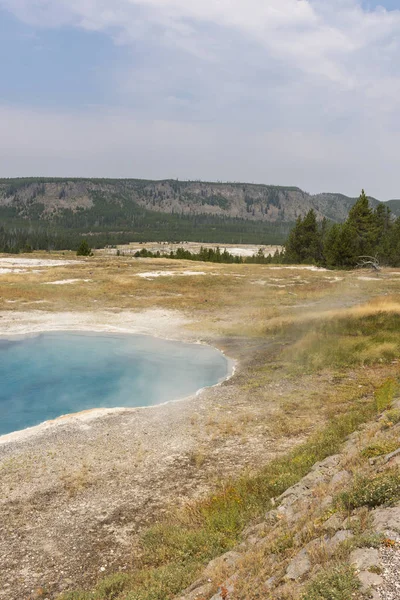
2 0 400 82
1 1 400 196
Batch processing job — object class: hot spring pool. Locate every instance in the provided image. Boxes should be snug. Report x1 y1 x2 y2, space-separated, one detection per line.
0 332 230 436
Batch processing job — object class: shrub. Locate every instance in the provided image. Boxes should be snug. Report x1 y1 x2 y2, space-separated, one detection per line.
384 409 400 425
375 378 397 412
303 564 360 600
338 470 400 510
77 240 92 256
361 441 399 459
94 573 132 599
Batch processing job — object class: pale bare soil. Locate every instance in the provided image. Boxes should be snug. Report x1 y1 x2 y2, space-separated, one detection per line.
0 252 400 599
105 241 282 258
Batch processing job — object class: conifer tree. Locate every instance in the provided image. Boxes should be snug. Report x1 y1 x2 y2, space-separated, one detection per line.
284 209 321 264
77 240 92 256
324 222 358 267
346 189 376 257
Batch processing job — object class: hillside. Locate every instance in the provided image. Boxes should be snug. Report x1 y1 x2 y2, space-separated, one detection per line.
0 178 394 247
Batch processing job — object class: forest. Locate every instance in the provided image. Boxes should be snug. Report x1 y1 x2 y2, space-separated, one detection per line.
124 191 400 268
0 202 290 254
1 188 399 269
283 190 400 267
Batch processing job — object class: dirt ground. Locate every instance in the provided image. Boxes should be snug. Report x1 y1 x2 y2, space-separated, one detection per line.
104 241 282 258
0 252 399 599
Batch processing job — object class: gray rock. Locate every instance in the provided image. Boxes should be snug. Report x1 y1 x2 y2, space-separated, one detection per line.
320 495 334 511
183 578 209 594
342 514 361 531
371 506 400 536
243 522 268 538
303 535 329 555
278 483 309 503
358 570 384 591
346 432 359 442
323 513 344 532
370 446 400 467
276 503 303 524
301 470 326 488
209 574 237 600
378 528 400 543
176 582 214 600
264 509 279 524
204 551 241 577
285 548 311 580
325 529 353 553
350 548 380 571
242 522 269 546
330 470 352 487
310 455 341 471
384 447 400 467
264 576 277 590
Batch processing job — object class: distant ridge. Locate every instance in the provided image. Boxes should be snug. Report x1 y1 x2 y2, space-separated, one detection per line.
0 178 396 246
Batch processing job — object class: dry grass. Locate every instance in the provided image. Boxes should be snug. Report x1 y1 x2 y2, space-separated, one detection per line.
2 252 400 600
60 463 94 497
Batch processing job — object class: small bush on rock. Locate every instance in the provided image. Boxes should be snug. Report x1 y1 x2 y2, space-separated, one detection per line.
338 470 400 510
361 441 399 459
302 564 360 600
384 409 400 426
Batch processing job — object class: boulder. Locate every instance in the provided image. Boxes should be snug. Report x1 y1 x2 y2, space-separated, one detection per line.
285 549 311 580
384 447 400 467
325 530 353 554
209 575 237 600
175 582 213 600
319 495 334 511
323 513 344 532
310 455 341 471
349 548 380 571
358 570 383 591
330 470 352 488
264 575 277 590
371 505 400 540
204 552 241 578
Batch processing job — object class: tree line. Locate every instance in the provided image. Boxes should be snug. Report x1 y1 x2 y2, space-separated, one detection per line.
283 190 400 267
132 246 280 264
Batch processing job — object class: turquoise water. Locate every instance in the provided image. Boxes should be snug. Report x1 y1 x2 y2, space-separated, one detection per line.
0 332 229 436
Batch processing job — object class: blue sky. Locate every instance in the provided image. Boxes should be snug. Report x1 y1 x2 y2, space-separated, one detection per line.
1 0 400 199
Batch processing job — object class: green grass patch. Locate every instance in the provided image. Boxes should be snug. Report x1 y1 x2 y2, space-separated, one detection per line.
361 440 399 459
338 469 400 510
302 564 361 600
285 313 400 373
384 408 400 425
375 378 397 412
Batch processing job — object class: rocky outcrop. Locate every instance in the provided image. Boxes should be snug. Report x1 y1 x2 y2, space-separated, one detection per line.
176 402 400 600
0 178 390 226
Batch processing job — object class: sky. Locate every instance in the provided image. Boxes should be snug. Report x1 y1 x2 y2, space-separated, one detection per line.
0 0 400 199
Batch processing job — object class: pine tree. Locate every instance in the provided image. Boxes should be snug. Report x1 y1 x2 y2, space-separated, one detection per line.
346 190 376 257
387 217 400 267
324 222 358 268
284 209 321 264
373 204 392 261
76 240 92 256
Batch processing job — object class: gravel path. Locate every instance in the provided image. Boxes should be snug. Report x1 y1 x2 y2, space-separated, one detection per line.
378 547 400 600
